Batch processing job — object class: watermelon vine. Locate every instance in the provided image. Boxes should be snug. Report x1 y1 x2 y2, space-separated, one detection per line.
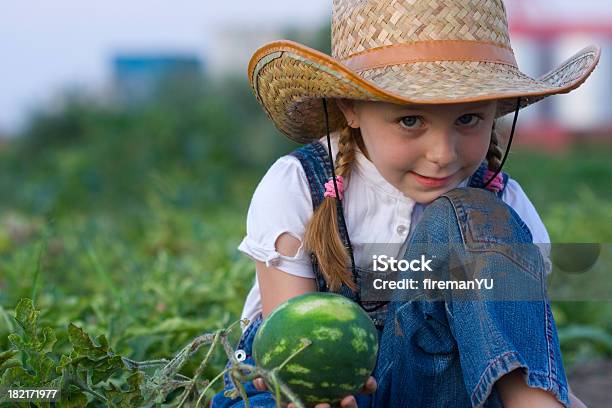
0 298 309 408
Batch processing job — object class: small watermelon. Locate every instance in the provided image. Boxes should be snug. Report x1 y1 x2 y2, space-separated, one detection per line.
252 292 379 406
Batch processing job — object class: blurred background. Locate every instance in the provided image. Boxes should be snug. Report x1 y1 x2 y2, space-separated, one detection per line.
1 0 611 406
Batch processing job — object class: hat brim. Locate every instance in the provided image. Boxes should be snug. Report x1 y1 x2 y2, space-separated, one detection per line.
248 40 601 144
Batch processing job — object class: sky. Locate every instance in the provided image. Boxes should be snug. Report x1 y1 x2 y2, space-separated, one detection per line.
0 0 609 134
0 0 329 134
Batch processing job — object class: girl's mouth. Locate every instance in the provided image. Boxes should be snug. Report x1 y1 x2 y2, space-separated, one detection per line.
410 171 456 188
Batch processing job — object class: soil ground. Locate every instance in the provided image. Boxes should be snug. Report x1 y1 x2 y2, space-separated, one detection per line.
567 360 612 408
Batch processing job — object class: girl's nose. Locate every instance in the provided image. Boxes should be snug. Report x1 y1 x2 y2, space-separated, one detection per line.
425 132 458 168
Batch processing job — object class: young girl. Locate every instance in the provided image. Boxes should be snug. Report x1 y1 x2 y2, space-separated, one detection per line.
212 0 599 407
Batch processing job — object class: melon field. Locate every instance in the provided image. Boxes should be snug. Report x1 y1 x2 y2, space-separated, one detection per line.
1 77 612 406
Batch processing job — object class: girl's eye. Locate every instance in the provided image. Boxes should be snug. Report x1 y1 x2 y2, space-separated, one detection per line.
456 114 481 126
400 116 423 129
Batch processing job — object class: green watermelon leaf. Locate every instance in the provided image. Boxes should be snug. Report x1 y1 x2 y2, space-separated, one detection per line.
0 350 19 373
66 324 127 386
2 297 252 408
4 299 59 389
106 371 145 406
14 298 39 340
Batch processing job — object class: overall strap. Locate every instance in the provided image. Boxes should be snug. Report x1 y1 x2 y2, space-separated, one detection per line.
468 161 509 197
289 140 333 294
290 140 332 209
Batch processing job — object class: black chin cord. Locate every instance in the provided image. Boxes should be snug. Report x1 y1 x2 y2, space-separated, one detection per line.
483 97 522 188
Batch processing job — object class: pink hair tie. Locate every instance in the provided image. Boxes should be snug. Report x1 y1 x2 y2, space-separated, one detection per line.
483 169 504 193
324 176 344 200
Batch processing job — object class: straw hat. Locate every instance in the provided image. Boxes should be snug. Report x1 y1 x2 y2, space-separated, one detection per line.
247 0 600 144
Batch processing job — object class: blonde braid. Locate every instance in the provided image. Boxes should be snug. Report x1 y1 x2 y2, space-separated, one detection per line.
303 126 358 292
486 122 504 171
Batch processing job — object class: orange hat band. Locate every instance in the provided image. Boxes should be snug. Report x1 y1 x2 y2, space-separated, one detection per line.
340 40 518 72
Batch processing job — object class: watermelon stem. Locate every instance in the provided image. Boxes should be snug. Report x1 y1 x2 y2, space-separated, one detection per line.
234 377 251 408
274 338 313 374
178 330 221 408
273 375 281 408
225 363 306 408
265 338 312 408
214 321 309 408
177 318 244 408
268 370 306 408
194 366 229 408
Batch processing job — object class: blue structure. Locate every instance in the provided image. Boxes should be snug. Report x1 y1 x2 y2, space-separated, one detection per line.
112 54 204 104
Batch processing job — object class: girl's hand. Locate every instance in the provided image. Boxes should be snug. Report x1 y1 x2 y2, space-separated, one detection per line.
253 376 377 408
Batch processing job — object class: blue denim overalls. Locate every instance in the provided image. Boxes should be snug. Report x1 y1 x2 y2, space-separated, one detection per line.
211 141 569 408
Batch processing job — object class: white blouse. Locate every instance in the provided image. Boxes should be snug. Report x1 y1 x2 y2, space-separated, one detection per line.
237 134 551 330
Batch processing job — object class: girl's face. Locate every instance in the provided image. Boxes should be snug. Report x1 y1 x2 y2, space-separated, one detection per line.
337 99 498 204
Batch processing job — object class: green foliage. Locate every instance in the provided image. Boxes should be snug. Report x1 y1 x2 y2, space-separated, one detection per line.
504 145 612 213
0 76 289 401
0 75 296 218
1 298 250 407
543 186 612 242
0 205 253 369
1 299 141 406
4 299 57 389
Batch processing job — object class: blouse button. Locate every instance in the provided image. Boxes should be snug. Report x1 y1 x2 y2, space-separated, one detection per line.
396 225 408 235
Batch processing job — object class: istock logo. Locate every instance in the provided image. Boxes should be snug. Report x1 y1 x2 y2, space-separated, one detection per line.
372 254 433 272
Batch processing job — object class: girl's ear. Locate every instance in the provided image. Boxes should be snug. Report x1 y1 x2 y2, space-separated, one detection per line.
336 99 360 128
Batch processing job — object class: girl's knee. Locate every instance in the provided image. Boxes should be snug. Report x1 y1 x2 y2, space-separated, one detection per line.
439 187 533 245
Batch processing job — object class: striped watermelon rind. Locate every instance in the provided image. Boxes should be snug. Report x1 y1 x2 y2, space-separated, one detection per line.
252 292 379 405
